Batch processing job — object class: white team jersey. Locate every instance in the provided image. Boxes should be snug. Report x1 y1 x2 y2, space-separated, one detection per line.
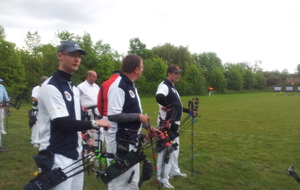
31 85 41 109
77 80 100 116
38 77 82 155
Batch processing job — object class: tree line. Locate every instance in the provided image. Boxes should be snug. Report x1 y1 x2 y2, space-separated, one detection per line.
0 25 299 102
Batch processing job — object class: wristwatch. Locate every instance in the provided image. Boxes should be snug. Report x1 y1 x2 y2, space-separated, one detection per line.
91 120 98 128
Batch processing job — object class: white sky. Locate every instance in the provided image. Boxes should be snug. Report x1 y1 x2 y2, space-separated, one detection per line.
1 0 300 73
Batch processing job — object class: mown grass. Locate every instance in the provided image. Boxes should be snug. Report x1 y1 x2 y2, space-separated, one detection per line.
0 92 299 190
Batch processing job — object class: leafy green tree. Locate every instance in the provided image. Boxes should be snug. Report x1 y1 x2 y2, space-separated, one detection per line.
173 46 193 74
253 60 263 73
225 64 244 91
20 41 56 98
135 75 151 95
297 64 300 75
53 31 122 85
192 53 201 68
55 30 76 42
0 39 26 96
243 69 255 90
208 65 227 93
128 37 153 60
113 60 122 72
95 40 114 57
142 57 166 83
24 31 41 55
183 65 206 95
281 69 289 80
19 48 43 98
96 55 116 85
23 31 43 86
136 57 166 95
22 31 53 98
197 52 223 71
254 71 267 89
234 62 255 90
94 39 123 69
195 52 223 90
0 25 275 97
79 32 98 70
174 79 190 96
263 71 282 86
152 43 193 75
0 25 6 39
37 43 58 76
152 43 177 65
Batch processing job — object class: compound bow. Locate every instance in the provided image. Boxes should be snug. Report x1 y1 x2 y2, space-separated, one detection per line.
24 123 173 190
179 97 200 176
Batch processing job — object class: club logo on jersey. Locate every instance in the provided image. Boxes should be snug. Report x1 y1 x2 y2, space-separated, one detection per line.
64 91 72 101
171 88 176 93
129 90 135 98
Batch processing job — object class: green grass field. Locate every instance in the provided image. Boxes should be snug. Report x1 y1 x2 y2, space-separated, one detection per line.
0 92 299 190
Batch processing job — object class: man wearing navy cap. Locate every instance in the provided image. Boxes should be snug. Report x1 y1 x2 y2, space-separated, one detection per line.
155 65 190 189
37 41 110 189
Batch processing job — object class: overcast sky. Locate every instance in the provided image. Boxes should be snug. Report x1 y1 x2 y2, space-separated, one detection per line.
1 0 299 73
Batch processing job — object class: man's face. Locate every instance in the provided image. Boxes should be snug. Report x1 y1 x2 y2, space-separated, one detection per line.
136 61 144 79
168 72 181 84
58 51 82 74
87 72 97 84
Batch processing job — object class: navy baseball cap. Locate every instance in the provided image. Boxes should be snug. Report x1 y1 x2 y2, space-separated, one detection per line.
167 65 183 73
57 41 86 55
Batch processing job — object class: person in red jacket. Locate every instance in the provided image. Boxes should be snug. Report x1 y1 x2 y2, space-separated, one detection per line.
97 70 121 164
97 70 121 117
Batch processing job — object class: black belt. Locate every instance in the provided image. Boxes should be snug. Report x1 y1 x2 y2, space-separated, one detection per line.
87 106 97 110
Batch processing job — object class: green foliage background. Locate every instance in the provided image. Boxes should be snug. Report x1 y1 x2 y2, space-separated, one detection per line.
1 25 300 103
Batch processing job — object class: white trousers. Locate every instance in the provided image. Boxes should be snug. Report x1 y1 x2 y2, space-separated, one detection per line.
31 125 39 144
31 110 39 144
156 137 181 183
51 154 84 190
108 144 140 190
104 131 116 165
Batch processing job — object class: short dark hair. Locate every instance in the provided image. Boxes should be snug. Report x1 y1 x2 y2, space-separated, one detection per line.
111 70 122 75
40 76 48 84
122 54 142 73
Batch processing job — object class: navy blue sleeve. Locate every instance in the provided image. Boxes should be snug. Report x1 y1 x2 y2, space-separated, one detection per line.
52 117 92 131
156 93 169 107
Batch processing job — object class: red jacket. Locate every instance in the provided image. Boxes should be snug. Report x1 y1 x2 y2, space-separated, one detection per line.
97 74 119 117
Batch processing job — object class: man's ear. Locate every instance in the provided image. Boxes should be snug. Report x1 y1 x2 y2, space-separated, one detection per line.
57 52 63 60
134 67 139 74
